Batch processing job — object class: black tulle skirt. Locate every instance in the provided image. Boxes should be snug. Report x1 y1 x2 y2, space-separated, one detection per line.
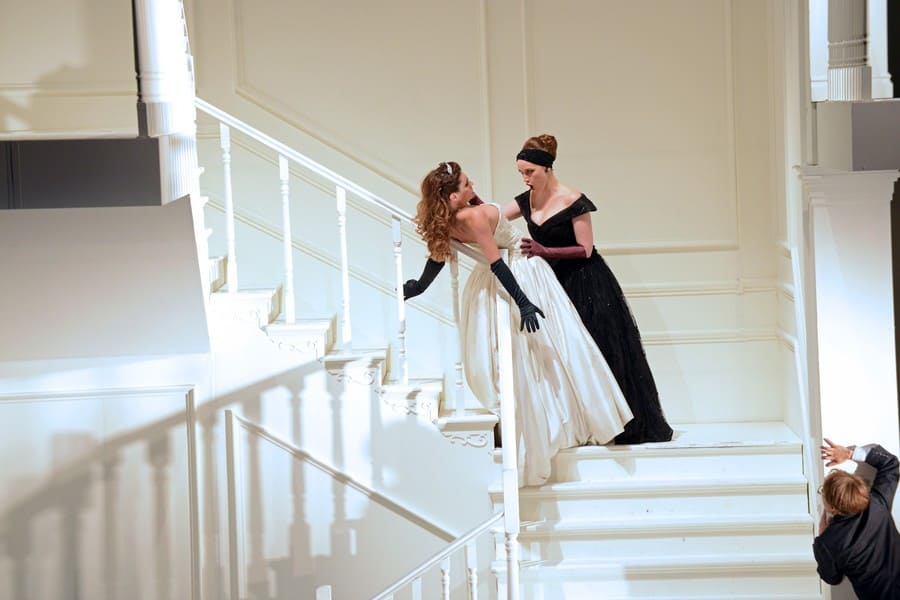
547 250 673 444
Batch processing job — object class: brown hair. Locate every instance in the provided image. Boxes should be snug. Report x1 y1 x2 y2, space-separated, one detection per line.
822 470 870 516
415 161 461 262
522 134 558 159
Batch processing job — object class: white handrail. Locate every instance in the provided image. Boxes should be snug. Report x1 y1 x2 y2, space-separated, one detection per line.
370 511 503 600
195 97 483 263
225 411 454 541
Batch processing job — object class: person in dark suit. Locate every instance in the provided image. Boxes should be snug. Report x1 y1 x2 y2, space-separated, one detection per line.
814 438 900 599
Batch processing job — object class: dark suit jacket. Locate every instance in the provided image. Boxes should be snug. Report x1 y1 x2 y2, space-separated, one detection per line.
813 444 900 600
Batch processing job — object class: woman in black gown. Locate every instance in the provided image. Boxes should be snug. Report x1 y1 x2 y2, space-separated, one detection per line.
503 134 672 444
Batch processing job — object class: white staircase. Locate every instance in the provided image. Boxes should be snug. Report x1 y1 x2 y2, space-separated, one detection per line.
193 101 822 599
491 422 821 599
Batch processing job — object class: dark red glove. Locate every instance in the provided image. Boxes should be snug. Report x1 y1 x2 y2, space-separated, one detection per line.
520 237 588 260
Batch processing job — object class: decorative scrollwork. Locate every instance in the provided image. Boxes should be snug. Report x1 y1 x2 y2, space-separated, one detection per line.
441 431 490 449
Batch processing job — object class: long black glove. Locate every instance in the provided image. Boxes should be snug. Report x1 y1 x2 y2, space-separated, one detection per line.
490 258 545 333
403 258 445 300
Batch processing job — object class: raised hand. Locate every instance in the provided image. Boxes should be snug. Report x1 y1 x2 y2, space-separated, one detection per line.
821 438 852 467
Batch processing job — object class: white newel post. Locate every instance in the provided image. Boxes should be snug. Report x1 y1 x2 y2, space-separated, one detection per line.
496 249 520 600
827 0 871 100
220 124 238 292
392 218 409 384
336 186 352 347
450 253 465 416
798 166 900 467
279 156 296 324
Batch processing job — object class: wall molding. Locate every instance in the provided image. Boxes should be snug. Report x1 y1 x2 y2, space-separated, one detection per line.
643 328 778 346
0 384 195 403
0 82 136 98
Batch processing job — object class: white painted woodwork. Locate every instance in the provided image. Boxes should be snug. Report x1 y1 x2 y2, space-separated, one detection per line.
0 0 138 138
133 0 195 136
449 255 465 417
799 167 900 465
220 123 239 292
336 186 352 347
278 155 296 323
495 265 520 600
827 0 871 100
391 217 408 384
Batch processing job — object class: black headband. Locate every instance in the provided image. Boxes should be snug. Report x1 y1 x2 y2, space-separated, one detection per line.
516 148 554 168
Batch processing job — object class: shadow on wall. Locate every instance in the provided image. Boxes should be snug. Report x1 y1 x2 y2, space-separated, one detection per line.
0 355 458 600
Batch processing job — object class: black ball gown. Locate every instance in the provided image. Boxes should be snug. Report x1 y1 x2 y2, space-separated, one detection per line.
515 191 673 444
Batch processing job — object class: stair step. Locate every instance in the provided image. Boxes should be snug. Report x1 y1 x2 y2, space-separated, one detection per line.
210 286 282 328
208 255 227 292
379 378 443 420
493 553 820 598
493 475 810 520
498 513 814 561
434 409 498 449
265 317 335 357
322 348 389 387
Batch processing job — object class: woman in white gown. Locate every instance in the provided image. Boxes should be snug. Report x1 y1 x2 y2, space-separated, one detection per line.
404 162 632 486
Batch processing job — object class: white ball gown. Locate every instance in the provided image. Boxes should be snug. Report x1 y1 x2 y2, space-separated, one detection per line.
459 204 633 486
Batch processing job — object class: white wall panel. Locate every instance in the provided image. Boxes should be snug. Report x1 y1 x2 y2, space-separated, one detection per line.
0 0 137 138
192 0 785 423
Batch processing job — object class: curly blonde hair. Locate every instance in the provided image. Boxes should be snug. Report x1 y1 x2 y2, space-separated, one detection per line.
415 161 461 262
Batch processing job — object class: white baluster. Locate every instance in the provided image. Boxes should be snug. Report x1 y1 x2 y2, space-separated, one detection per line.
450 252 465 416
465 542 478 600
279 155 296 324
148 435 172 600
411 577 422 600
336 186 352 347
243 400 268 598
440 557 451 600
392 218 408 384
315 585 333 599
496 249 520 600
201 413 222 600
220 123 238 292
102 455 121 600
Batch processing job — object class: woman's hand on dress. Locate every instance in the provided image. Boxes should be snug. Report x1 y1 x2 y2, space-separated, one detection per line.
519 302 546 333
520 237 548 258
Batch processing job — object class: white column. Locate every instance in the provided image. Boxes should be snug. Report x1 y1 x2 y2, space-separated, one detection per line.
868 0 893 99
799 166 900 463
827 0 871 100
809 0 829 101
